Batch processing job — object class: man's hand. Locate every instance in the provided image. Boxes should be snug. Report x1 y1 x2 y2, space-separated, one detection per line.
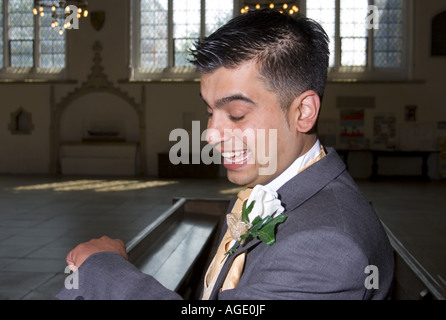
66 236 128 271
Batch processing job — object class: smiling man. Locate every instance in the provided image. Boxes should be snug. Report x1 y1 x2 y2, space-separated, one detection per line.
201 60 318 187
57 9 394 300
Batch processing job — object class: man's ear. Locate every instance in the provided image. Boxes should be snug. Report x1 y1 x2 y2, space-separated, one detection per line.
289 90 321 133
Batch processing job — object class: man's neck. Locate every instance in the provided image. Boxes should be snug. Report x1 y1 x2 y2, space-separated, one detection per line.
265 139 323 192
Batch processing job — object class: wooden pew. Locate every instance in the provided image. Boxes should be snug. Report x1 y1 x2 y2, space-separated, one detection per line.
383 223 446 300
126 198 230 299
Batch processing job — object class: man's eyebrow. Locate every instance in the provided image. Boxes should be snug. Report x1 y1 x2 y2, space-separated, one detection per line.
199 93 255 109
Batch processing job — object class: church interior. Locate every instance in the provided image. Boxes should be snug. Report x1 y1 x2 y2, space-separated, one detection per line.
0 0 445 300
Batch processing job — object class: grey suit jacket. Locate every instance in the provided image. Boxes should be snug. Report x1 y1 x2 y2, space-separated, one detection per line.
56 148 394 300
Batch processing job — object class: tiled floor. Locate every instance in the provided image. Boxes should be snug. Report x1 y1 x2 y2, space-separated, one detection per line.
0 174 445 300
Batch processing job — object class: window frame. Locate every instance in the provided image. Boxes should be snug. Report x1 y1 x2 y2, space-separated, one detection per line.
303 0 414 82
130 0 238 82
0 0 68 81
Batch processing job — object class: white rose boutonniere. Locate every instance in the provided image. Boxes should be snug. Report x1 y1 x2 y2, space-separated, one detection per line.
226 185 287 256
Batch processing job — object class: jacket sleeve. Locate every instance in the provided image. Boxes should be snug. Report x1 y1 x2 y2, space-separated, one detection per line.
55 251 183 300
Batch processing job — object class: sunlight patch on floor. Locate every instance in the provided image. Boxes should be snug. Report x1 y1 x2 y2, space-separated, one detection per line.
12 179 179 192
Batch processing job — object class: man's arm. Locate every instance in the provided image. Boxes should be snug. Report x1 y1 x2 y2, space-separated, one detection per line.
65 236 128 272
56 236 183 300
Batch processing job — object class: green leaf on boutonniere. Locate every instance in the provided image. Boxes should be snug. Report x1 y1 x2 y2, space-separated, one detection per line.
241 199 255 224
257 214 287 245
250 215 271 233
225 199 287 256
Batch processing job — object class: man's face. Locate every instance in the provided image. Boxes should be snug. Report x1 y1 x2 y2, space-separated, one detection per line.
201 61 304 187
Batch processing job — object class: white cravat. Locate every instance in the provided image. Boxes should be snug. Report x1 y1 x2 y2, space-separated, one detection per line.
226 140 324 250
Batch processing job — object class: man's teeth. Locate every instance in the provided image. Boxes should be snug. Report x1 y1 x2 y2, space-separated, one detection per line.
222 151 244 158
221 151 249 164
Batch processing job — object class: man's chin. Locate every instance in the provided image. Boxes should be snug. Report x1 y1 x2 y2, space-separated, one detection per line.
226 166 260 187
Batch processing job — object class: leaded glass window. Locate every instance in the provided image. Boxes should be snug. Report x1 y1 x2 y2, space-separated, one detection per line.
205 0 234 36
373 0 404 68
134 0 234 79
0 0 66 77
9 0 34 68
173 0 200 67
340 0 369 67
306 0 336 67
0 3 3 68
305 0 408 80
140 0 168 71
39 5 66 69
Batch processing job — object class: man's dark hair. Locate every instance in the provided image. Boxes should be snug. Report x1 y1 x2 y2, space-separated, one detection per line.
190 8 330 110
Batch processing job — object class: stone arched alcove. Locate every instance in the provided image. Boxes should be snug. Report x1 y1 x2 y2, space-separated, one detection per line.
49 41 146 176
8 107 34 135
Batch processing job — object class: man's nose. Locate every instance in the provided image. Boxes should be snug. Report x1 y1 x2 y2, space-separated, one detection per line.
206 116 229 145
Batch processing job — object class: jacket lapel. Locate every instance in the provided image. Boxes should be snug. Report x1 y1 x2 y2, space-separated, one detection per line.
277 147 346 213
209 237 262 300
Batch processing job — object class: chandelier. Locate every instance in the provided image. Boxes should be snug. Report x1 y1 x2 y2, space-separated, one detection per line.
32 0 89 35
241 1 299 15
